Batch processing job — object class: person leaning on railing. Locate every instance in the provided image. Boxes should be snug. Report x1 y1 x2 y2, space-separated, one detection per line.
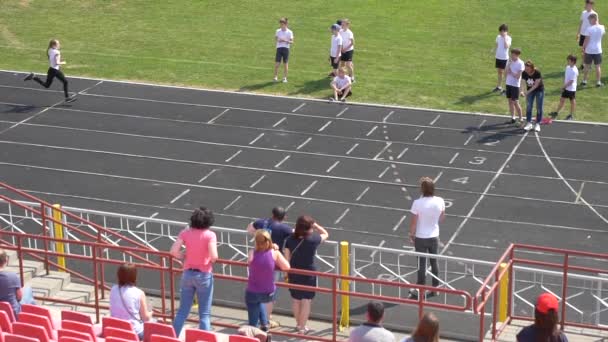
170 207 218 335
0 249 35 317
516 293 568 342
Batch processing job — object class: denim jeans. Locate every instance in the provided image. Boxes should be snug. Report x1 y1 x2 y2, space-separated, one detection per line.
526 90 544 123
172 270 214 335
245 291 274 328
414 237 440 287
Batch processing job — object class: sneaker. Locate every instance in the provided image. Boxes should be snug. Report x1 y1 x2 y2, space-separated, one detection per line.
523 122 534 131
329 97 336 102
268 320 280 329
500 89 506 95
581 81 588 87
298 327 310 335
340 98 346 102
534 123 541 132
565 114 574 120
597 82 604 87
510 117 516 124
408 289 419 300
64 95 77 103
425 291 438 299
492 87 502 92
351 78 356 83
273 77 278 82
282 78 288 83
23 73 34 81
549 111 558 118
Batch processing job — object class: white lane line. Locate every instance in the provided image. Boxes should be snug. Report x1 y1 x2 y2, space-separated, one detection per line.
346 143 359 155
250 175 266 188
434 171 444 183
478 119 487 129
292 103 306 113
383 111 395 123
429 115 441 126
378 166 390 178
272 117 286 127
300 180 318 196
366 125 378 136
286 201 296 211
334 208 350 224
392 215 407 231
575 182 585 204
170 189 190 204
326 161 340 173
223 195 242 210
248 133 265 145
441 131 530 254
336 107 349 117
225 150 242 162
198 169 218 183
373 142 392 160
464 135 474 146
535 133 608 224
274 155 291 168
297 137 312 150
207 108 230 124
356 187 370 201
397 147 409 159
370 240 386 257
414 131 425 141
135 212 159 228
449 152 460 165
318 120 333 132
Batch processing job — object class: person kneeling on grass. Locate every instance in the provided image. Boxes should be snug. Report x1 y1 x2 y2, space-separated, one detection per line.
330 68 352 102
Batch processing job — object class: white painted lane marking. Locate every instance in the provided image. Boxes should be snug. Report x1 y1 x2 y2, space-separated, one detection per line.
225 150 242 162
370 240 386 257
356 187 370 201
346 143 359 155
478 119 487 129
170 189 190 204
274 155 290 168
334 208 350 224
285 201 296 211
223 195 242 210
575 182 585 204
318 121 333 132
392 215 407 231
336 107 349 117
383 111 395 123
378 166 390 178
449 152 460 165
434 171 444 183
250 175 266 188
366 125 378 136
198 169 218 183
429 115 441 126
248 133 265 145
414 131 425 141
326 161 340 173
397 147 409 159
207 108 230 124
300 180 318 196
464 135 474 146
373 142 392 160
272 117 286 127
292 103 306 112
297 137 312 150
135 212 159 229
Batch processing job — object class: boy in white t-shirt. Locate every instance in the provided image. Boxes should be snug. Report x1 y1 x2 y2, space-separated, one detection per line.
549 55 579 121
577 0 599 69
330 68 352 102
328 24 343 77
493 24 512 92
273 18 294 83
582 13 605 87
505 48 525 124
339 19 355 82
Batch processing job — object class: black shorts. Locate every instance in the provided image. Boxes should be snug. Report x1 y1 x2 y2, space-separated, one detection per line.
337 89 352 97
329 56 339 70
275 47 290 63
579 35 587 47
505 85 520 100
561 90 576 99
584 53 602 65
495 58 508 69
340 50 354 62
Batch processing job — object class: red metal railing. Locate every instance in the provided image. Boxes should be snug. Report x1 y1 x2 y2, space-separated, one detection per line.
475 243 608 341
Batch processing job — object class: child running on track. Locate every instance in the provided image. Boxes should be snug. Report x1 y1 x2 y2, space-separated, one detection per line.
24 39 76 102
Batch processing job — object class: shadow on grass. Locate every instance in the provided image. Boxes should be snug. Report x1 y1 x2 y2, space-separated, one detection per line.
237 81 276 92
288 77 331 96
455 90 496 105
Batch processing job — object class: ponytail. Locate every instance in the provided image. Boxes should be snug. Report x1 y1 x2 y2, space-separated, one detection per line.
47 39 59 57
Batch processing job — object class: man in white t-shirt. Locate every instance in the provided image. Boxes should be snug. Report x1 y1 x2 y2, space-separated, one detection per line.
273 18 294 83
505 48 525 124
330 68 352 102
339 19 356 82
493 24 512 92
328 24 343 77
408 177 445 300
549 55 579 121
577 0 599 69
582 13 605 87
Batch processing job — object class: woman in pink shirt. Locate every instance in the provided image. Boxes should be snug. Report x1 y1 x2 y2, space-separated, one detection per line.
170 207 218 335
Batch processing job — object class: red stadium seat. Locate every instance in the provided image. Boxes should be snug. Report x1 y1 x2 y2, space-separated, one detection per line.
5 334 38 342
58 338 85 342
0 311 13 333
103 329 137 342
104 338 133 342
61 321 101 342
60 312 92 326
101 318 131 337
12 322 54 342
20 305 60 330
229 335 258 342
142 323 175 342
58 330 93 342
185 329 218 342
0 303 16 323
18 313 57 340
149 336 179 342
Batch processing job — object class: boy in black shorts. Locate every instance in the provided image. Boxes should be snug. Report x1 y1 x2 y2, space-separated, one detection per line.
494 24 512 92
328 24 342 77
549 55 579 121
273 18 294 83
339 19 355 82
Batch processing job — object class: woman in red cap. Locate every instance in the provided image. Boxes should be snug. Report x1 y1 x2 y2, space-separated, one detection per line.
516 293 568 341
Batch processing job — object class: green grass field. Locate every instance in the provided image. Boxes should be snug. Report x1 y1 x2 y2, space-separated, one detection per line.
1 0 606 122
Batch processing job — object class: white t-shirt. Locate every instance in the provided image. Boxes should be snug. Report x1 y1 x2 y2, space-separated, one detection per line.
333 75 351 89
330 35 343 57
584 24 605 54
495 34 512 60
580 10 598 35
276 28 293 48
565 65 579 92
48 48 60 70
340 29 354 52
505 58 525 87
410 196 445 239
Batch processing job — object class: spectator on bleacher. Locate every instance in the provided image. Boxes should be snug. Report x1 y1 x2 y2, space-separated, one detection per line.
516 293 568 342
284 216 329 335
401 312 439 342
0 249 35 317
348 301 395 342
247 206 293 328
170 207 218 335
246 230 290 331
109 263 154 340
408 177 445 300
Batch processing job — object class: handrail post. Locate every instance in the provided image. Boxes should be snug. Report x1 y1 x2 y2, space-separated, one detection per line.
418 287 424 320
498 263 509 322
560 253 569 331
52 204 66 272
492 270 499 340
97 230 105 300
339 241 349 331
507 248 514 322
41 203 50 275
479 303 486 342
332 276 337 342
92 245 100 324
169 257 175 319
160 255 166 323
17 236 24 287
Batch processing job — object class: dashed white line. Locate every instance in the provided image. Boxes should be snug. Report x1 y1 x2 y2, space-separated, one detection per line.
373 142 392 160
366 125 378 136
346 143 359 155
274 155 291 168
250 175 266 188
383 111 395 123
318 121 333 132
207 108 230 124
414 131 425 141
397 147 409 159
249 133 265 145
464 135 474 146
297 137 312 150
449 152 460 165
429 115 441 126
326 161 340 173
334 208 350 224
292 103 306 112
300 180 318 196
378 166 390 178
223 195 242 210
370 240 386 257
170 189 190 204
198 169 218 183
136 212 159 228
272 117 286 127
286 201 296 211
392 215 407 231
434 171 444 182
478 119 487 129
575 182 585 204
336 107 349 117
356 187 370 201
225 150 242 162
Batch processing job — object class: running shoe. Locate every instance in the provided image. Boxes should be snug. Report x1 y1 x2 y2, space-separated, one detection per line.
407 289 419 300
534 123 541 132
268 320 280 329
549 112 559 119
23 73 34 81
565 114 574 120
580 81 588 87
509 117 516 124
425 291 438 299
64 95 77 103
597 82 604 87
523 122 534 131
492 87 502 92
273 77 278 82
340 98 346 102
329 97 336 102
282 78 288 83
